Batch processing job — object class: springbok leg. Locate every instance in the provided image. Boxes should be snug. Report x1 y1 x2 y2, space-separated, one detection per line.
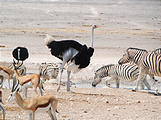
0 104 5 120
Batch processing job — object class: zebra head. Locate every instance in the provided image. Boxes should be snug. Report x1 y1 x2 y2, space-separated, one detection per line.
118 48 148 65
118 52 130 65
8 78 20 102
92 64 114 87
92 72 102 87
118 48 134 65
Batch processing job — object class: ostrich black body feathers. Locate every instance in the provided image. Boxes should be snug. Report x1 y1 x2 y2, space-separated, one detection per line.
47 40 83 60
47 40 94 68
71 45 94 68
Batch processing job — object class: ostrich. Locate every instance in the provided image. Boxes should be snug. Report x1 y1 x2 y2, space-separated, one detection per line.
45 25 98 92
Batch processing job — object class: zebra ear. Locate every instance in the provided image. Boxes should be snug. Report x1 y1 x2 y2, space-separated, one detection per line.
126 48 130 58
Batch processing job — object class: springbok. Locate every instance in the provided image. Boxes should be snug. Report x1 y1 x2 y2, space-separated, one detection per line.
8 81 58 120
0 62 26 89
12 60 44 98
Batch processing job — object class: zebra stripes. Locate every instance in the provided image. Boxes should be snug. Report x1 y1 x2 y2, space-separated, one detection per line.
39 63 60 81
118 47 161 76
92 63 150 89
118 47 161 94
118 47 148 66
151 48 161 55
142 51 161 76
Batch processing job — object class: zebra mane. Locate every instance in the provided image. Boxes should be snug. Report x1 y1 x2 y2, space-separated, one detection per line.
127 47 148 53
95 64 114 73
126 47 148 57
151 48 161 55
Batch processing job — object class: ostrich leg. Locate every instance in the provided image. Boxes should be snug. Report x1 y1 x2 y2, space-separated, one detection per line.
57 61 66 92
67 70 71 91
57 49 74 92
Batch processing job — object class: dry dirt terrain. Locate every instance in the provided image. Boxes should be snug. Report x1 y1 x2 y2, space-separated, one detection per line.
0 0 161 120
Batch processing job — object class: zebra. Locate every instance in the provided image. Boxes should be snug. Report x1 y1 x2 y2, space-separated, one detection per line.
151 48 161 55
118 47 161 94
92 63 151 90
39 62 60 82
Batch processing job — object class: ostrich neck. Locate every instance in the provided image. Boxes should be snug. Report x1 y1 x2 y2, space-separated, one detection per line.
91 28 94 48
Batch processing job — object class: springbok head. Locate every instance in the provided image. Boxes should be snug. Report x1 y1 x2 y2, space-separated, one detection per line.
13 59 23 70
8 79 20 102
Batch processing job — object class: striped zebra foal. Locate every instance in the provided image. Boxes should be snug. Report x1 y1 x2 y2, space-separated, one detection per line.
39 63 60 82
118 47 161 94
92 63 151 89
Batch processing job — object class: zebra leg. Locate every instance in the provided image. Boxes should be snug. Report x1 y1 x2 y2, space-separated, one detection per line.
66 70 71 92
116 78 120 88
29 113 32 120
143 76 151 90
29 112 35 120
0 104 5 120
105 80 111 87
133 69 145 92
148 74 159 95
140 75 147 90
153 80 159 95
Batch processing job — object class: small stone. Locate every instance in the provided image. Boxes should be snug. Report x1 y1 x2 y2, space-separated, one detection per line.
106 101 109 103
137 101 141 103
84 110 87 113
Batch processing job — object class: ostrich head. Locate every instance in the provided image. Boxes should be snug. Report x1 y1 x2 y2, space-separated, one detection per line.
44 34 54 46
92 25 98 29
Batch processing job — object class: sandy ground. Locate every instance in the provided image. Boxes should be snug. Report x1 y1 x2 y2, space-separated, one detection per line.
0 0 161 120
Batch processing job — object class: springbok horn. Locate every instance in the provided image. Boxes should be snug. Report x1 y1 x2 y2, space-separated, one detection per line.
13 80 19 92
17 61 23 69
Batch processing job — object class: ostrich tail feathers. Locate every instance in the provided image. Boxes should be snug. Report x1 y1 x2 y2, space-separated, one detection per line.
44 34 54 46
